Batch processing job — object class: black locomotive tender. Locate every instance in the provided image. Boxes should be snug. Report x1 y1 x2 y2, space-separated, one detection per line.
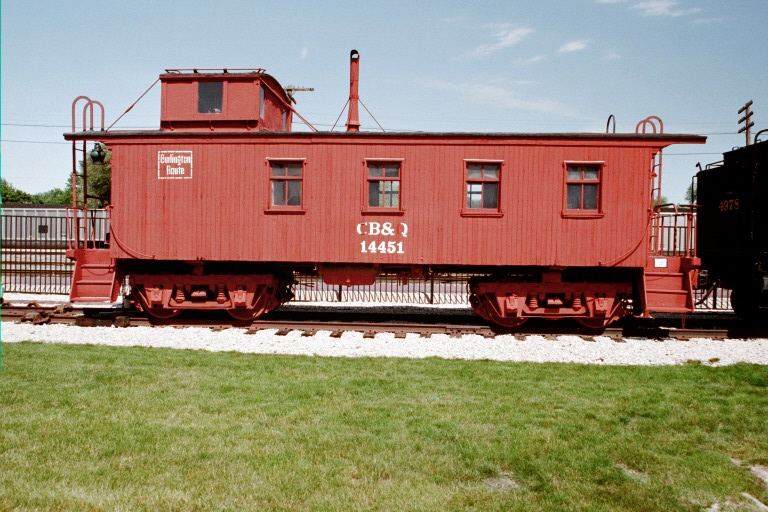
697 138 768 319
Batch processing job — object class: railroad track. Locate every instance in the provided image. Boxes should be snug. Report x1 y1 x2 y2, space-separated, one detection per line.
4 300 764 340
1 302 498 337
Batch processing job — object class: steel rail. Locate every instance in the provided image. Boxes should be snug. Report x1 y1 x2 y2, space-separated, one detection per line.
1 302 757 340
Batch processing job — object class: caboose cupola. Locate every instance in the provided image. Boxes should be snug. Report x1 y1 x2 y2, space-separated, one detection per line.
159 69 293 132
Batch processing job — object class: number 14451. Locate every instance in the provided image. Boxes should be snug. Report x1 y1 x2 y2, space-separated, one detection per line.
361 241 404 254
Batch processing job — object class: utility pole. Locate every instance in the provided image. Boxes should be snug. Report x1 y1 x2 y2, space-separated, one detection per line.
738 100 754 145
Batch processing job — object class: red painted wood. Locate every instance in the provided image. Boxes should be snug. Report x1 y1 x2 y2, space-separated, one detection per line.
63 64 706 322
159 71 292 132
95 133 699 270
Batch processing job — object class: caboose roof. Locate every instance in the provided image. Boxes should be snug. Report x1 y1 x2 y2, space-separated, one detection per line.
64 130 706 146
159 68 288 100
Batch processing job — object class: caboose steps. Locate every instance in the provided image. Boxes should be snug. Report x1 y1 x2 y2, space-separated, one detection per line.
643 260 696 313
68 249 119 303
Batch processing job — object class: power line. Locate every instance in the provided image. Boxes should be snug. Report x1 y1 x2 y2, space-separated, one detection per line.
664 152 723 156
3 122 70 128
1 122 157 129
1 139 69 145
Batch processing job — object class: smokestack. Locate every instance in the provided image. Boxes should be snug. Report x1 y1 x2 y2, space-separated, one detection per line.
346 50 360 132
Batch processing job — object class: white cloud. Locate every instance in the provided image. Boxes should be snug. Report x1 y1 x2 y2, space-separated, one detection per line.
693 17 722 25
603 50 622 60
511 79 538 86
467 25 534 58
558 39 591 54
632 1 702 17
300 47 308 59
421 79 566 115
516 54 548 65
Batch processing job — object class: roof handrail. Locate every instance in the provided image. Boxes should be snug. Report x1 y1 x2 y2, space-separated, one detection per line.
71 96 104 132
163 68 266 74
635 115 664 134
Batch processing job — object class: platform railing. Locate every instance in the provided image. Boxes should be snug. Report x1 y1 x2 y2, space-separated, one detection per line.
650 204 696 257
66 208 110 251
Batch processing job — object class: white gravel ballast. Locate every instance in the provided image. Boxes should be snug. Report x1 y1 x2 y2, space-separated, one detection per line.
3 322 768 366
2 294 767 366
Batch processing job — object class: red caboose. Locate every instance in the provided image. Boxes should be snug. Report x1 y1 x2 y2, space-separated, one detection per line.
65 51 705 327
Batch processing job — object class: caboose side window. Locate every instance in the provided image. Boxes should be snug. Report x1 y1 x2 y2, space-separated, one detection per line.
367 162 401 208
198 81 223 114
270 161 303 207
565 163 601 211
465 163 500 209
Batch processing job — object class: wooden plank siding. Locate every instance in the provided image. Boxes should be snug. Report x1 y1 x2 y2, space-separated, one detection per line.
92 132 699 271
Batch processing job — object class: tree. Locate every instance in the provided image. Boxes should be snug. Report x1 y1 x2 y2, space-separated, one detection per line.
34 187 71 205
685 183 696 203
0 141 111 207
1 179 35 203
1 180 71 205
80 142 112 208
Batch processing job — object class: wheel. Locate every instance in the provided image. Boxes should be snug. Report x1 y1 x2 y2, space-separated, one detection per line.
470 292 528 329
489 316 527 329
729 287 766 322
145 307 182 319
226 289 274 322
730 288 746 317
575 317 612 330
482 304 528 329
227 306 267 322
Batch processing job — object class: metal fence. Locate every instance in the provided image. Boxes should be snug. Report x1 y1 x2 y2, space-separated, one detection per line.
1 210 732 311
695 286 731 311
1 212 73 294
293 273 474 304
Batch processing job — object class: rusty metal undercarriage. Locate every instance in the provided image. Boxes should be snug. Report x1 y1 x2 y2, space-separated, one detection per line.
122 264 642 329
130 273 294 321
469 273 633 330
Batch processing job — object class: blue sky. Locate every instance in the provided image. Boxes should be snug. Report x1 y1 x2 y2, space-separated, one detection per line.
2 0 767 202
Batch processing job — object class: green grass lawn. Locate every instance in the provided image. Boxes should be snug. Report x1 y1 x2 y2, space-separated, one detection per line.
1 341 767 511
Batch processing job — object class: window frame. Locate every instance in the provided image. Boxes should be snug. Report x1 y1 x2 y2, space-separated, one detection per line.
197 80 225 115
362 158 405 215
265 158 306 214
562 161 604 219
461 159 504 217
